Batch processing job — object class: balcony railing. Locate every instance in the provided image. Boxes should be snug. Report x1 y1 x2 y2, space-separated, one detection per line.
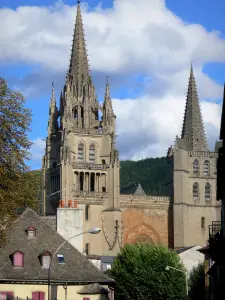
209 221 225 239
72 162 109 170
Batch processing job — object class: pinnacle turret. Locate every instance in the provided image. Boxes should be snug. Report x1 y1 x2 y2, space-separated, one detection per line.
180 64 208 151
48 82 59 135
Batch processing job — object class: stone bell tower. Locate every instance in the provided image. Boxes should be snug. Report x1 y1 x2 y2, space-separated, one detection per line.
167 64 221 248
42 1 122 255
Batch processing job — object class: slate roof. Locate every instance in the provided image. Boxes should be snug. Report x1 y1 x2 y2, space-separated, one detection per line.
0 208 112 284
175 246 195 254
120 182 146 196
77 283 108 294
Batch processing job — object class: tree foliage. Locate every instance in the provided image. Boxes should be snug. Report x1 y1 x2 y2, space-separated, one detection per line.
0 78 39 242
108 243 187 300
189 262 205 300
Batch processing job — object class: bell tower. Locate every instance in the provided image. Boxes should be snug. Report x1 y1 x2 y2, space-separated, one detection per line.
42 1 121 255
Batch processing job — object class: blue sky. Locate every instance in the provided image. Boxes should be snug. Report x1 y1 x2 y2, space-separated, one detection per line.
1 0 225 169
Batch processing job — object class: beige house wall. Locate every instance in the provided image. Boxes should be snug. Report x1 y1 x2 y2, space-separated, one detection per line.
0 284 109 300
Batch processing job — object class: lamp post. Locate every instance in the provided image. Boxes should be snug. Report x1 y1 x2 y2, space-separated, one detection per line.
165 265 188 299
48 227 101 300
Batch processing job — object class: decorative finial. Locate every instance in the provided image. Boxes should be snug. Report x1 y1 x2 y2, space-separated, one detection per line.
52 81 54 89
106 76 109 85
78 0 81 4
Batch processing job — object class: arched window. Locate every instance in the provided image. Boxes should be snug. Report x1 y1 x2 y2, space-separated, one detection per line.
205 183 211 201
201 217 205 229
85 205 89 221
78 144 84 162
193 182 199 200
193 159 199 175
89 144 95 163
204 160 210 176
85 243 90 256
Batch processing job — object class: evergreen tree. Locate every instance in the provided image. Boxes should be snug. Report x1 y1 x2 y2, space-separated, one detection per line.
189 262 205 300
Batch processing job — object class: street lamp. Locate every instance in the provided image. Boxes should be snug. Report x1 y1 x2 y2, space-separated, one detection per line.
165 265 188 299
48 228 101 300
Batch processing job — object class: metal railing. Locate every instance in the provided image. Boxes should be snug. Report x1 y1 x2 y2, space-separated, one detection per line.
209 221 225 239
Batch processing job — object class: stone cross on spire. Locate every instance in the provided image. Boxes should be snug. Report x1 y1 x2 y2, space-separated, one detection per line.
181 64 208 151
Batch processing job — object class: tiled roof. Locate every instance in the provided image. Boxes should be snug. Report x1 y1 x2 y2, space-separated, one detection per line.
0 208 112 284
77 283 108 294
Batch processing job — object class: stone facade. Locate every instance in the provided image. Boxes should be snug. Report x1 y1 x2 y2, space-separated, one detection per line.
42 3 221 256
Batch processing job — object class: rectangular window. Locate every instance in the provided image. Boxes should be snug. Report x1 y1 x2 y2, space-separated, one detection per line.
0 292 14 300
13 252 23 267
32 292 45 300
83 298 90 300
57 254 65 264
42 255 51 269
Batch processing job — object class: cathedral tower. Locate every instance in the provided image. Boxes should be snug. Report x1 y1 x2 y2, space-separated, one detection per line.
167 65 221 248
42 1 121 255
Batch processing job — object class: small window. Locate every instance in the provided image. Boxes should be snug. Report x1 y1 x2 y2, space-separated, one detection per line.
78 144 84 162
102 159 106 165
204 160 210 176
57 254 65 264
85 205 89 221
27 226 36 238
85 243 90 256
205 183 211 201
41 251 51 269
201 217 205 229
193 159 199 175
193 183 199 200
89 144 95 163
13 251 24 267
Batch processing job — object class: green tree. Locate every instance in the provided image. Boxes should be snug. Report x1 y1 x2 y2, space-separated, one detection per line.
189 262 205 300
109 243 187 300
0 78 39 242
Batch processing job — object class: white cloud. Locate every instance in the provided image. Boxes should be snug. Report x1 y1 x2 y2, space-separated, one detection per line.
30 138 45 160
0 0 224 163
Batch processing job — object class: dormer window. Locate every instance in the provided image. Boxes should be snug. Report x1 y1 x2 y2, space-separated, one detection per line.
40 251 51 269
27 226 36 238
12 251 24 268
57 254 65 264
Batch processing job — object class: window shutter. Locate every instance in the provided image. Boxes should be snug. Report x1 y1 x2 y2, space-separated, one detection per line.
39 292 45 300
83 298 90 300
32 292 39 300
13 252 23 267
32 292 45 300
0 292 14 300
42 255 50 268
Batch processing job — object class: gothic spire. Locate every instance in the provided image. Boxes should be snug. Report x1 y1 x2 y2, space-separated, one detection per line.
181 64 208 151
49 81 56 115
68 1 90 89
103 77 114 112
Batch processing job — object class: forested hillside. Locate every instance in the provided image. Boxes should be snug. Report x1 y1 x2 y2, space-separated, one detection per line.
120 157 172 196
31 157 172 199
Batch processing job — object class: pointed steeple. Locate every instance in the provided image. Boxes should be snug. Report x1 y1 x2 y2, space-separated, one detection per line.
180 64 208 151
49 81 56 115
48 82 59 135
102 77 115 134
68 0 90 92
